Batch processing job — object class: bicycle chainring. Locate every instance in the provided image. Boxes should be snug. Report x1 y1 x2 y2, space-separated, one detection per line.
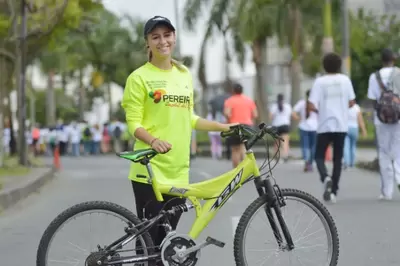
85 251 122 266
85 251 106 266
161 234 200 266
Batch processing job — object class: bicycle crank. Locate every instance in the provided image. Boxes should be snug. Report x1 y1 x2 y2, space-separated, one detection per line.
161 234 225 266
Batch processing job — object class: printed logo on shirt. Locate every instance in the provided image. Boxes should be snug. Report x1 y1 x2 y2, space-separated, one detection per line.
149 89 167 103
149 89 191 108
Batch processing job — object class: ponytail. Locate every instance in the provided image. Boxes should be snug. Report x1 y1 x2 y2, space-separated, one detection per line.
277 93 284 112
305 90 311 119
171 58 188 72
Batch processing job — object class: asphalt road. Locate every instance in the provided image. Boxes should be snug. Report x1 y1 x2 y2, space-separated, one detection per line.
0 155 399 266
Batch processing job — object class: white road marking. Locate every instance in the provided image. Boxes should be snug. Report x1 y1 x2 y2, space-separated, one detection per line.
231 216 241 236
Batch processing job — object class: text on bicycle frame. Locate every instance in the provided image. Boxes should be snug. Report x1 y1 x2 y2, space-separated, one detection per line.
210 168 244 211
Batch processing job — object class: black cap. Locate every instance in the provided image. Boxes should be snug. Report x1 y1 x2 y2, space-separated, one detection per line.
143 16 175 37
381 48 397 63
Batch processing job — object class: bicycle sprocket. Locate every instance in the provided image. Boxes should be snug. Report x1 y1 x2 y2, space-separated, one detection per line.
161 234 200 266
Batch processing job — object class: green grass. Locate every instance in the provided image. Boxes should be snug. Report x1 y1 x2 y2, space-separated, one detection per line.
0 167 30 177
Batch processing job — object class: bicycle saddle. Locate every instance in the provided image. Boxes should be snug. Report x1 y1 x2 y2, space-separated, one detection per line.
117 148 157 162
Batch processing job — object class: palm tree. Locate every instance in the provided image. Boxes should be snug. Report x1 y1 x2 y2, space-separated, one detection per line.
183 0 245 116
275 0 327 107
233 0 279 123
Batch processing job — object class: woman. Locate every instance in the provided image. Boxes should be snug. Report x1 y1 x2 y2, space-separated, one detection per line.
269 93 292 161
292 90 318 172
120 15 232 260
343 102 367 168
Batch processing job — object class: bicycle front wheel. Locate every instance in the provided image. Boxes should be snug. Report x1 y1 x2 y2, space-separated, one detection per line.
234 188 339 266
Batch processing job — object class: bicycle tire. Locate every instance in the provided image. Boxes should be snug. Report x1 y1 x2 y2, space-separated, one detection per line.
233 188 339 266
36 201 155 266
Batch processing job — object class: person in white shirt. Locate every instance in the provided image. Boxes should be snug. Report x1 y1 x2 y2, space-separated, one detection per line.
308 52 356 203
292 90 318 172
69 122 82 156
343 103 367 168
91 124 102 155
367 48 400 200
269 93 292 161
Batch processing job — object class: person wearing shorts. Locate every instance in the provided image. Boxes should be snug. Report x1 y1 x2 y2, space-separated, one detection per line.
269 94 292 161
224 83 258 167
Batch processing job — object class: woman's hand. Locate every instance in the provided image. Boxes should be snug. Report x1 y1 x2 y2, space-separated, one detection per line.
150 138 172 153
221 123 239 132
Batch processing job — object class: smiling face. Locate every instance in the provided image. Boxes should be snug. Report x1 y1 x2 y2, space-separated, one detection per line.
146 25 176 60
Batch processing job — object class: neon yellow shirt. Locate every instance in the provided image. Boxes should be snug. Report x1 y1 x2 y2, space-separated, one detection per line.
121 62 199 185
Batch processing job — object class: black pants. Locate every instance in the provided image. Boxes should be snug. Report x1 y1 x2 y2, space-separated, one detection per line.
315 132 346 195
132 181 186 248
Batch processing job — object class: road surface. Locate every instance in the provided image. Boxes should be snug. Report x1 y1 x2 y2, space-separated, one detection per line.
0 155 399 266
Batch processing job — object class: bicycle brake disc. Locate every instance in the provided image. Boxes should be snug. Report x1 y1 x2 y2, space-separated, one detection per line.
161 234 200 266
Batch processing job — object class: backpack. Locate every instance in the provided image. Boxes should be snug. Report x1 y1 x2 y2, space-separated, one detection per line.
375 68 400 124
83 127 91 137
113 125 122 138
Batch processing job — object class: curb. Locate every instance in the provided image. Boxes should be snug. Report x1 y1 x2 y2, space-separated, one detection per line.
0 168 57 212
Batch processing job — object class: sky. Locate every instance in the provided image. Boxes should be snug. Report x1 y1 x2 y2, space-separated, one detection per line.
101 0 256 85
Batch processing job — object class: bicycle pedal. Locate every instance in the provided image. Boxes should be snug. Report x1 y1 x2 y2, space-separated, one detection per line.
206 236 225 248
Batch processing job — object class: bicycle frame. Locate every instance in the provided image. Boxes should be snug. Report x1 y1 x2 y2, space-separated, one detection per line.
147 150 261 240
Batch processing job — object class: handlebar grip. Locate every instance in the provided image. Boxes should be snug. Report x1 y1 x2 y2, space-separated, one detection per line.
220 130 233 138
265 126 285 142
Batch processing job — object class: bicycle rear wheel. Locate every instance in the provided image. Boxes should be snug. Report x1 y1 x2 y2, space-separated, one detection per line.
234 188 339 266
36 201 155 266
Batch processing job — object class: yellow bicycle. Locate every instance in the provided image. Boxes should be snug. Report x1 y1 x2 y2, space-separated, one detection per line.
37 123 339 266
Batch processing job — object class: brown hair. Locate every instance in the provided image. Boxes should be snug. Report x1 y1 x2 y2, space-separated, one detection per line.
305 90 311 118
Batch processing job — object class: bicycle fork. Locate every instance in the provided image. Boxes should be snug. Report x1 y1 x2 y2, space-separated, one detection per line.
254 177 295 251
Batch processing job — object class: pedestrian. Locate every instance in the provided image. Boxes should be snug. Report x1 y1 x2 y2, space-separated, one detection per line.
292 89 318 172
308 52 356 203
343 101 367 169
223 83 258 167
367 48 400 200
269 93 292 162
120 15 234 265
207 105 225 159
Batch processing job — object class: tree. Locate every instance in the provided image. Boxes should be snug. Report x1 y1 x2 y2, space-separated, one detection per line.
0 0 103 165
233 0 279 123
349 10 400 100
184 0 246 116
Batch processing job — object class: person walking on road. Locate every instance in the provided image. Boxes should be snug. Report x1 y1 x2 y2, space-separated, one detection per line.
308 52 356 203
292 90 318 172
343 101 367 169
207 105 225 159
367 48 400 200
224 83 258 167
269 93 292 162
120 15 234 265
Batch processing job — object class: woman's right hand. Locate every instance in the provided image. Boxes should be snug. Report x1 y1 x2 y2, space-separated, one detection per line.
151 138 172 153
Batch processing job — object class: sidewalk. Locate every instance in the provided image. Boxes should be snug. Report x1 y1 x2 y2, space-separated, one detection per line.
0 167 56 212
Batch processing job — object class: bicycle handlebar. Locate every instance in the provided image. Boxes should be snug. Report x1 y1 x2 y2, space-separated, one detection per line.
220 123 284 150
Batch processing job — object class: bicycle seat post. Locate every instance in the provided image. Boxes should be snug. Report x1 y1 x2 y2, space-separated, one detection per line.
140 157 154 183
